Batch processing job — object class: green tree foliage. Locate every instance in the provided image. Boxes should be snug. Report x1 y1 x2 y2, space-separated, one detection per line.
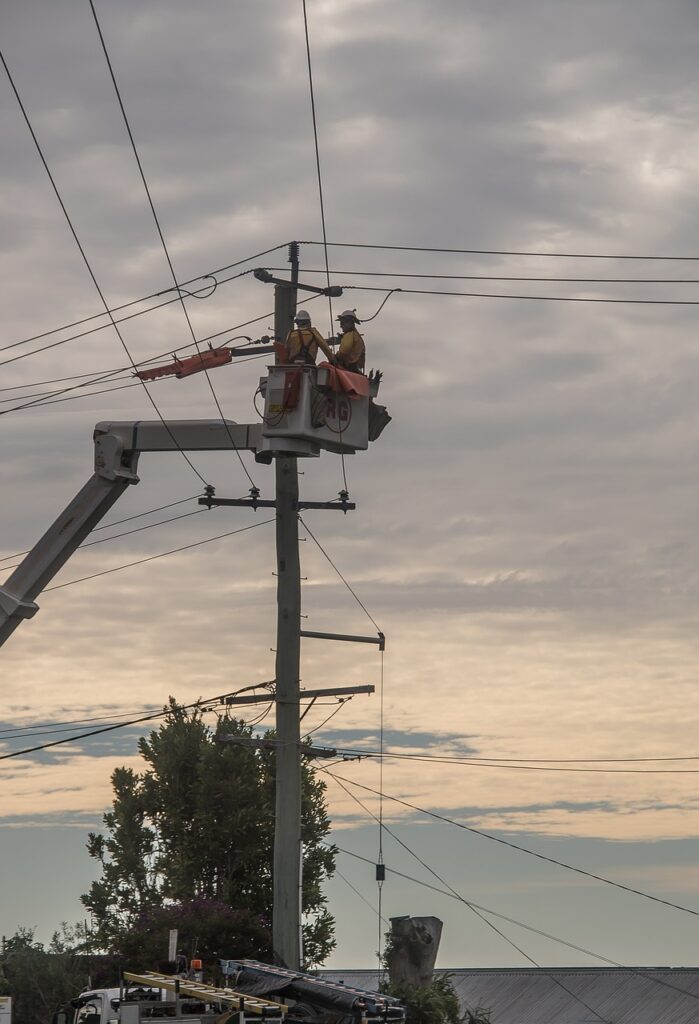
383 975 463 1024
0 926 90 1024
383 967 492 1024
118 899 271 974
82 701 336 967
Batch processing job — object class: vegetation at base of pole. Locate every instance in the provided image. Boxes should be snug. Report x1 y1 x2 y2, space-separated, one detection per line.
81 698 336 969
382 975 491 1024
381 932 492 1024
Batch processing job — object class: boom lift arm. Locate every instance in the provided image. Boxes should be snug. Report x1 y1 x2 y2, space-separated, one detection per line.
0 419 260 647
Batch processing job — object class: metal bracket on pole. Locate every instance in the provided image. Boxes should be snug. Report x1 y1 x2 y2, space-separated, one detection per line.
296 499 356 512
224 683 375 706
217 735 339 759
199 497 356 511
199 496 278 509
253 268 343 298
300 629 386 652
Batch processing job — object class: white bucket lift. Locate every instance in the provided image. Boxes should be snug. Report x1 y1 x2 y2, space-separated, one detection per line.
258 364 383 457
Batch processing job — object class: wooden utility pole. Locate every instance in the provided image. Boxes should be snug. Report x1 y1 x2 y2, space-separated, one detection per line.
272 242 302 968
230 245 379 969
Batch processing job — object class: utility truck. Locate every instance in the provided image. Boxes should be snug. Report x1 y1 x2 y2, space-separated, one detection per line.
56 963 403 1024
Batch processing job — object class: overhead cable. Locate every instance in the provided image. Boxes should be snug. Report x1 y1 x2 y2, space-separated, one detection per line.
300 697 353 740
303 240 699 261
89 0 256 491
328 773 609 1023
329 844 699 1005
299 516 382 633
0 313 273 415
0 495 200 564
331 746 699 775
43 518 275 593
301 0 334 334
0 49 208 487
0 267 256 371
269 267 699 284
323 771 699 919
0 243 287 357
0 680 277 740
0 686 269 762
344 284 699 307
0 506 213 574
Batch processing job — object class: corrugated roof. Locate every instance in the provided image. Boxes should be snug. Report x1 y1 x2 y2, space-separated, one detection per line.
318 967 699 1024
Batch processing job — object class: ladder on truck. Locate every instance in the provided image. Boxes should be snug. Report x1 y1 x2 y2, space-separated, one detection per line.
123 973 287 1019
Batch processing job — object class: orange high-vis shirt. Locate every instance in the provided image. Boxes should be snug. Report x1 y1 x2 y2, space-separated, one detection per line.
285 326 334 364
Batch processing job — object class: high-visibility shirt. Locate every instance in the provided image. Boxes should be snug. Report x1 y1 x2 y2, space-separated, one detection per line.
336 328 365 371
285 326 334 364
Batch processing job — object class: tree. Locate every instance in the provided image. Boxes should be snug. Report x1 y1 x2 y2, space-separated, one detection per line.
82 701 336 967
383 975 463 1024
0 926 90 1024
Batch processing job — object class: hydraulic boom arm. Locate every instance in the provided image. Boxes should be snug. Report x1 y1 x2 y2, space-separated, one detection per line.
0 419 260 647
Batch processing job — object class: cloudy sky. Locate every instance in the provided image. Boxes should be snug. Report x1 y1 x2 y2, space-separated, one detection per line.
3 0 699 973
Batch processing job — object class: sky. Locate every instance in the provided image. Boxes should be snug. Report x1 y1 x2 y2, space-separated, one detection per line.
3 0 699 972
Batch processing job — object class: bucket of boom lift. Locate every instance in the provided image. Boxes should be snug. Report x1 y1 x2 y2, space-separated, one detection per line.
257 364 376 457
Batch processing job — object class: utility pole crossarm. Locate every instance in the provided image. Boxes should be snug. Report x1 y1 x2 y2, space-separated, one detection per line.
224 684 375 706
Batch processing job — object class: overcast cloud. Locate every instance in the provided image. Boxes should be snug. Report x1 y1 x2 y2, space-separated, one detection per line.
3 0 699 968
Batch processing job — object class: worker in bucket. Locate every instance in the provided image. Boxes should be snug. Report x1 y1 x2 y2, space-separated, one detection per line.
334 310 366 373
286 310 335 365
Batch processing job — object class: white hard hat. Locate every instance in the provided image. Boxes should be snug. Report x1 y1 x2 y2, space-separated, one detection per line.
295 309 312 323
337 309 360 323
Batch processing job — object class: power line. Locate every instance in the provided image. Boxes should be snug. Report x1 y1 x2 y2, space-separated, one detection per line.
1 288 319 410
89 0 257 492
300 697 353 740
0 680 277 740
0 377 131 404
0 694 216 762
301 0 334 335
0 48 209 487
0 495 200 565
334 866 388 925
329 845 699 1005
1 506 213 574
0 243 287 357
344 283 699 307
0 305 274 413
331 844 615 963
0 706 162 738
328 774 610 1022
0 268 257 372
323 771 699 919
329 746 699 775
268 266 699 284
0 686 269 762
303 240 699 261
1 351 271 415
43 517 275 593
299 516 382 633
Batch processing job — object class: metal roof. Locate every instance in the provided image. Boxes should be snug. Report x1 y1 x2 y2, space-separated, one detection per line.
318 967 699 1024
